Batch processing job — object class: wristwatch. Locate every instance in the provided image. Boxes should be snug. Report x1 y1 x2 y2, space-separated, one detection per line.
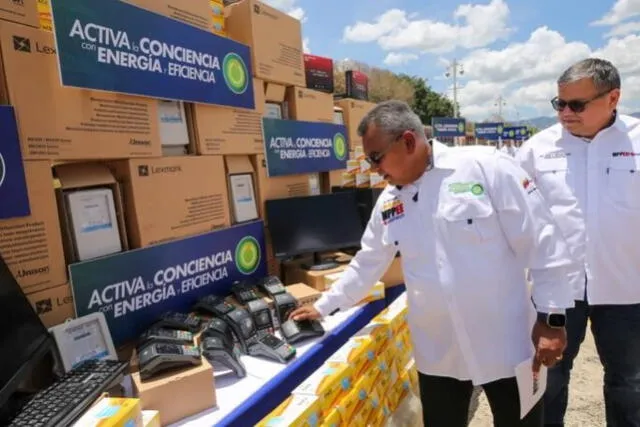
537 312 566 328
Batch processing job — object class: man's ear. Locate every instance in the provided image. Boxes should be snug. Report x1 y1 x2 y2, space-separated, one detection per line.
403 130 417 153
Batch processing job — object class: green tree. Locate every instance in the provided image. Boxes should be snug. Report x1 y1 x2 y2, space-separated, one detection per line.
402 76 456 124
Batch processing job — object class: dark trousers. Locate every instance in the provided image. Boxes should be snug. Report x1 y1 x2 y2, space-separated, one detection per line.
419 373 543 427
544 300 640 426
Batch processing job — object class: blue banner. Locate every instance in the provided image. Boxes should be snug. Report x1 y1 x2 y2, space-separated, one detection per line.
50 0 255 109
502 126 530 140
432 117 466 137
0 106 30 220
263 118 349 177
474 122 504 140
70 221 267 345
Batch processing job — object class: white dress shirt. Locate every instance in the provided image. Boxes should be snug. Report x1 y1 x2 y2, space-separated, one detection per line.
315 141 576 385
516 114 640 305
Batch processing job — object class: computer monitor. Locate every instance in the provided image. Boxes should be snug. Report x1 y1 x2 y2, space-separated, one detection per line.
265 192 364 271
331 187 383 231
0 254 54 420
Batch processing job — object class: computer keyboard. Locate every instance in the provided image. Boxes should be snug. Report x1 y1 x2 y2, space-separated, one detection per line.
8 359 129 427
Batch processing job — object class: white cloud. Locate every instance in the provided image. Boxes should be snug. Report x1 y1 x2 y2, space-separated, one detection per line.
303 38 310 53
261 0 306 22
343 0 511 54
604 20 640 37
456 27 640 121
383 52 419 66
591 0 640 26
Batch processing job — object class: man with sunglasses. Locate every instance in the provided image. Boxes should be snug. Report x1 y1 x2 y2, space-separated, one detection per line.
516 58 640 427
290 100 576 427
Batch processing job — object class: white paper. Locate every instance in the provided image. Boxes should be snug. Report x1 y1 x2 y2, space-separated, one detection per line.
229 174 258 222
515 357 547 419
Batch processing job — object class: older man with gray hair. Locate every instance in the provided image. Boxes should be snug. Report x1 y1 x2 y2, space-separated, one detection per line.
517 58 640 427
290 100 577 427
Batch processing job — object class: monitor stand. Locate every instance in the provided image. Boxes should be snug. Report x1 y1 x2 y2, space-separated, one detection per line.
301 252 339 271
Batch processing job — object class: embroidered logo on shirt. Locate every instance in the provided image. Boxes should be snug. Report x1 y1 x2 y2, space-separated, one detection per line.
448 182 484 196
612 151 640 157
540 151 570 159
522 177 537 194
381 199 405 224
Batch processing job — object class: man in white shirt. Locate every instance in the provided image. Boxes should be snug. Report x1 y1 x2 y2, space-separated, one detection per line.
290 100 576 427
501 139 518 157
516 58 640 427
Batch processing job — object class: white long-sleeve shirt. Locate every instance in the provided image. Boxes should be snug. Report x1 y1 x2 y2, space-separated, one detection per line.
516 114 640 305
314 141 576 385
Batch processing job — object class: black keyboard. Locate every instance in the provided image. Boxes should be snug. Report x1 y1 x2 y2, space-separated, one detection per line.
8 359 129 427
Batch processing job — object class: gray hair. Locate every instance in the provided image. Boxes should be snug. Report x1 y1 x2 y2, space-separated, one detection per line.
557 58 621 93
357 100 426 140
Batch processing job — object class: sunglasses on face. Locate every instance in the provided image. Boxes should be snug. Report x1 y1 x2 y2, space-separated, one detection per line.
365 131 412 166
551 91 609 113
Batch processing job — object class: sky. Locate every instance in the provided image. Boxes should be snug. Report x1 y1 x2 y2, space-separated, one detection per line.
261 0 640 122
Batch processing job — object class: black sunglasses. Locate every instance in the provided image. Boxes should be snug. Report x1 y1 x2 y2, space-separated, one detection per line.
365 131 413 166
551 91 609 113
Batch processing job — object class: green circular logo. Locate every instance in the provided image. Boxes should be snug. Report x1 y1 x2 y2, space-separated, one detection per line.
509 130 515 137
222 53 249 95
497 125 503 134
471 184 484 196
457 122 465 133
235 236 260 275
333 133 347 160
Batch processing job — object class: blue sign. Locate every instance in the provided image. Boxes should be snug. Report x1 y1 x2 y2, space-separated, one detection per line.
432 117 466 137
50 0 255 109
474 122 504 140
502 126 530 140
70 221 267 345
0 106 30 220
263 118 349 177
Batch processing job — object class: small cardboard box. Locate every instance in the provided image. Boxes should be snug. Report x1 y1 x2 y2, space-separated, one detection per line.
26 283 74 328
0 0 39 28
131 360 215 426
286 87 334 123
122 0 213 31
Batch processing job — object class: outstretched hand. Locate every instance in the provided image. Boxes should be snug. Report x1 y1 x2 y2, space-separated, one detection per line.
531 321 567 373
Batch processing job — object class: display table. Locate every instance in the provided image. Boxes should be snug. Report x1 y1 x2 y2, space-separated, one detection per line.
171 288 406 426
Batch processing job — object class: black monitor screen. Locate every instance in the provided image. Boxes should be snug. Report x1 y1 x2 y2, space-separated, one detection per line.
0 255 51 407
265 192 364 259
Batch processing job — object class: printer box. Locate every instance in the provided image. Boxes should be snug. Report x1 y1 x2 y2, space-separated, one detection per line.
0 161 67 293
0 0 39 28
225 0 305 87
26 283 75 328
108 156 231 248
286 87 334 123
334 99 376 151
0 22 162 160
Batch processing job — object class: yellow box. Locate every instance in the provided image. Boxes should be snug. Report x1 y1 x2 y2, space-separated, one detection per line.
336 374 373 424
212 14 226 36
72 398 142 427
327 336 375 377
292 361 354 416
407 360 419 395
320 408 342 427
257 395 321 427
142 410 161 427
372 304 408 335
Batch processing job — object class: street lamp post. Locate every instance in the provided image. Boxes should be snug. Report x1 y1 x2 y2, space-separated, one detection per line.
445 59 464 118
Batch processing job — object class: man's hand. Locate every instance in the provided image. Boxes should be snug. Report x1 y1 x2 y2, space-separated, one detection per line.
531 320 567 373
288 305 322 321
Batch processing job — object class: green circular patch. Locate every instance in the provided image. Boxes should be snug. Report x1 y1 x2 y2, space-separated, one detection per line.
222 53 249 95
235 236 260 275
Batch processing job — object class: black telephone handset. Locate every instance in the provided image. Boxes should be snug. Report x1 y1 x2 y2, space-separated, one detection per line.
273 292 299 326
201 336 247 378
280 318 325 344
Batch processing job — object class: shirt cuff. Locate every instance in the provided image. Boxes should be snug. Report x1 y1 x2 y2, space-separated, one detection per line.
314 294 341 318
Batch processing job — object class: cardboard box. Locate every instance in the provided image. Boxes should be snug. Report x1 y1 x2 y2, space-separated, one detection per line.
292 361 354 416
224 156 259 224
109 156 231 248
122 0 212 31
26 283 74 328
286 282 321 307
73 397 142 427
131 360 215 426
251 154 311 221
188 78 264 155
226 0 305 87
0 0 38 28
334 99 376 150
286 87 334 123
53 163 129 264
0 161 67 293
0 22 161 160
